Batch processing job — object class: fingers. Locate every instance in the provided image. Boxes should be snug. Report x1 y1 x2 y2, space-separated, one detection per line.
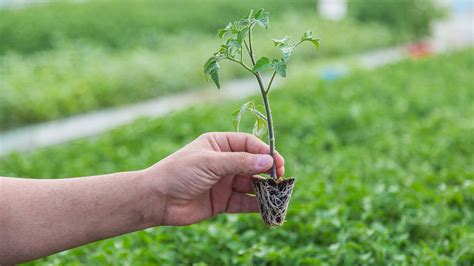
232 175 254 193
226 193 259 213
275 152 285 177
215 152 273 176
203 132 285 177
206 132 270 153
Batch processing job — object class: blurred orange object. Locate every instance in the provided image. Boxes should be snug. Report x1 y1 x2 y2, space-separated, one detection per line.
406 42 433 59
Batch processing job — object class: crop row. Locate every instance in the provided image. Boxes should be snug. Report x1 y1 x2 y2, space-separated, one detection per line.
2 48 472 265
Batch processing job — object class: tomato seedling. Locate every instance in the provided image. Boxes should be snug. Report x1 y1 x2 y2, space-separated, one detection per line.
204 9 319 226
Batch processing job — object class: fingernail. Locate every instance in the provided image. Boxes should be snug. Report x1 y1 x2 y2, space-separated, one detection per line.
256 155 273 169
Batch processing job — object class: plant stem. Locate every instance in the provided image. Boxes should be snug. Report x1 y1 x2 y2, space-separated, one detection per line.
244 40 251 55
226 57 253 74
240 45 243 62
266 71 277 94
248 25 256 65
248 26 277 180
257 73 277 179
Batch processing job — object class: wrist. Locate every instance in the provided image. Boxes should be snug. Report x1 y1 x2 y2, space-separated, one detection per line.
138 165 168 227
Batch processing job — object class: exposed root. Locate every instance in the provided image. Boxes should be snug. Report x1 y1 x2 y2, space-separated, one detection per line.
252 177 295 226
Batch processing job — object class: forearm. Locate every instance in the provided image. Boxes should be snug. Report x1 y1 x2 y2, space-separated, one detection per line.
0 170 164 264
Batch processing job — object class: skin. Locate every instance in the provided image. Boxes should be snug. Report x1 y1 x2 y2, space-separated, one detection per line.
0 132 285 264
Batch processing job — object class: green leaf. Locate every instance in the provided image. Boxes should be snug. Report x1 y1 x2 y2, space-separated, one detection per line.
244 9 254 20
231 21 240 34
236 27 249 44
204 56 221 89
253 9 263 19
271 59 287 77
310 38 320 49
280 46 294 62
233 102 253 131
272 35 295 61
218 44 228 54
203 56 215 74
272 36 289 47
232 101 267 133
218 22 232 38
232 109 241 131
252 57 272 72
209 68 220 89
225 39 241 58
301 30 313 41
300 30 320 49
218 29 226 39
253 115 267 138
237 19 250 30
254 9 270 29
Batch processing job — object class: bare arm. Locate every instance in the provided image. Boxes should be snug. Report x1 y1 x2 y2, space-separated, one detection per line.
0 132 285 264
0 170 160 264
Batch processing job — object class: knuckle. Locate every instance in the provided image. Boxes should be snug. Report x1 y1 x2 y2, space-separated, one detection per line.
198 132 212 140
238 153 248 166
201 150 216 162
236 153 250 174
242 132 256 139
204 152 221 174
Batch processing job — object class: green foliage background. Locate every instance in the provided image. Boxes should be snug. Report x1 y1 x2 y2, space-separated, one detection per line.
0 0 441 131
0 0 313 55
0 0 439 55
0 1 468 264
1 49 473 265
0 9 394 131
349 0 441 40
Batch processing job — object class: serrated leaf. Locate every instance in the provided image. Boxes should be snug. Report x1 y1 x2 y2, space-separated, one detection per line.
225 39 241 58
244 9 253 20
227 39 240 49
204 57 220 89
300 30 320 49
218 22 232 38
203 56 215 74
253 9 262 19
209 66 220 89
310 39 320 49
252 57 272 72
236 27 249 44
237 19 250 29
233 102 253 131
253 116 267 138
280 46 294 62
231 21 240 34
271 59 287 77
301 30 313 41
218 29 227 39
218 44 228 54
232 101 267 133
232 109 241 131
272 36 289 47
254 9 269 29
272 35 295 61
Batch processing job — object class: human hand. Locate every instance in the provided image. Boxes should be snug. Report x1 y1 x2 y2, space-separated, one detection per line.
145 132 285 226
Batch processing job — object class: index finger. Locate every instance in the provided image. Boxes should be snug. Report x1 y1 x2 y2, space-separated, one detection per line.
206 132 285 175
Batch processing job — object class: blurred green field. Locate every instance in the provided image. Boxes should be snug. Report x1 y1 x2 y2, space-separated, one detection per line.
349 0 440 40
0 0 436 55
0 10 395 131
1 49 473 265
0 0 314 55
0 0 441 131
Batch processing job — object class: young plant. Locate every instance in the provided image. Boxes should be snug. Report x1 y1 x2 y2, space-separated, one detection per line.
204 9 319 226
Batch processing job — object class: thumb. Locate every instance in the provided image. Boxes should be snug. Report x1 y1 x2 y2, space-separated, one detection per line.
215 152 274 176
